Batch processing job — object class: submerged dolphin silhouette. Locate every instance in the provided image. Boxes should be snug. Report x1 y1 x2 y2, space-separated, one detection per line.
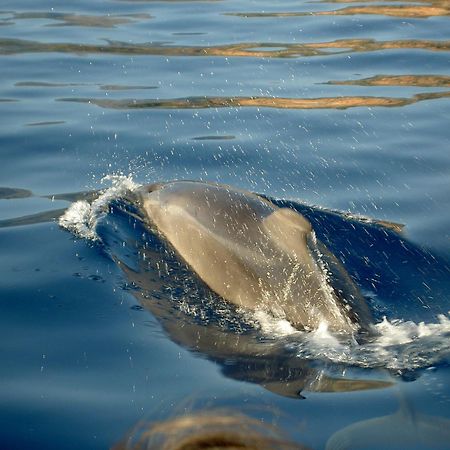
326 394 450 450
134 181 371 333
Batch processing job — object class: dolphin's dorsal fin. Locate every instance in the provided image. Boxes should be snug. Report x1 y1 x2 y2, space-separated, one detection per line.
262 208 313 258
263 208 312 240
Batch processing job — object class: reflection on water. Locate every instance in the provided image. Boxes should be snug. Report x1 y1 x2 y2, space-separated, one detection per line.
0 11 152 28
0 187 33 200
192 135 235 140
1 37 449 57
227 6 449 20
100 84 157 91
58 91 450 110
227 0 450 19
326 75 450 87
26 120 66 127
15 81 158 91
15 81 86 87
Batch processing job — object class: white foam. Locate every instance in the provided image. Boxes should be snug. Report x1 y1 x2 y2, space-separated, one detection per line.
253 310 298 337
291 313 450 370
246 305 450 370
59 174 138 241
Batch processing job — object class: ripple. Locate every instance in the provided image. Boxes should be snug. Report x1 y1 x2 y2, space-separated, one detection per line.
192 135 236 140
26 121 66 127
0 11 152 28
226 0 450 19
227 6 449 19
1 37 448 58
15 81 158 91
58 91 450 110
325 75 450 87
99 84 158 91
15 81 86 87
0 187 33 200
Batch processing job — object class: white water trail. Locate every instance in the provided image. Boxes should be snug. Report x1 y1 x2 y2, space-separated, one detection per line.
245 304 450 370
59 174 138 240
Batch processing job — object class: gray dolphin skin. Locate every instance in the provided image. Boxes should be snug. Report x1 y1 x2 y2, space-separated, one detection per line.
135 181 371 333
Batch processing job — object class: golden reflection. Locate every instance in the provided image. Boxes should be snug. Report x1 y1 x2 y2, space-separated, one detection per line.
226 0 449 19
1 37 449 57
227 7 448 19
0 12 151 28
326 75 450 87
59 91 450 110
317 0 447 3
311 38 449 53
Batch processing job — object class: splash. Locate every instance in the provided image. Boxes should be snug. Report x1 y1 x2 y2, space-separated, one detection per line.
231 303 450 370
59 174 138 240
293 314 450 371
252 310 298 336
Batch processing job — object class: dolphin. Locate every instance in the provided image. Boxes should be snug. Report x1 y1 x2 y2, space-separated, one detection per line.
134 181 372 334
99 206 391 399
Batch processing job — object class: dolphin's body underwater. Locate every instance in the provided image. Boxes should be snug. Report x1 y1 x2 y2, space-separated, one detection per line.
135 181 371 333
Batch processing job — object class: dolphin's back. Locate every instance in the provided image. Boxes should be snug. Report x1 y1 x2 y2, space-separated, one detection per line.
138 181 360 333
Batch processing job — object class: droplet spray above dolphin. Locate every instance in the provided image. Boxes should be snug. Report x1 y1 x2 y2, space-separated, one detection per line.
132 181 372 334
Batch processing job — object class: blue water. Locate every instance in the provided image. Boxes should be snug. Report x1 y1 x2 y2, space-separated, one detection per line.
1 0 450 449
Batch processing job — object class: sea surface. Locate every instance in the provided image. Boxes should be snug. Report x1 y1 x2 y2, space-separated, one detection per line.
1 0 450 449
